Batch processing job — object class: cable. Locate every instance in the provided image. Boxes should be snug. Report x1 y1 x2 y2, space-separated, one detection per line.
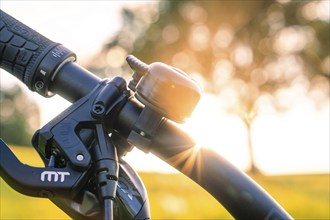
93 120 118 220
104 198 113 220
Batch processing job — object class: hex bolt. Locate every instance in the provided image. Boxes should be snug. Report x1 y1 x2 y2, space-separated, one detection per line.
92 104 105 115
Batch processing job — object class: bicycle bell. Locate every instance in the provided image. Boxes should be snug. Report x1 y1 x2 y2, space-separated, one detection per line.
126 55 201 123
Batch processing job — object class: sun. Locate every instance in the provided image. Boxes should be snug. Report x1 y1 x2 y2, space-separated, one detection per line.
180 93 250 171
181 94 224 149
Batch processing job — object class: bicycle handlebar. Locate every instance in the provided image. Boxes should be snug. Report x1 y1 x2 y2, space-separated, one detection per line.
0 10 293 219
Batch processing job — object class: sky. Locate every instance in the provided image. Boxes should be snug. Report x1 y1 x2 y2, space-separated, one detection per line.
0 1 329 175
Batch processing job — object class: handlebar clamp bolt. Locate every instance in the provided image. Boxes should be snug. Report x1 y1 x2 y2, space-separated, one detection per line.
92 104 105 117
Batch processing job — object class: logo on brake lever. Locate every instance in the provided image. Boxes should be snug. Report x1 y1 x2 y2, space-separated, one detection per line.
40 171 70 182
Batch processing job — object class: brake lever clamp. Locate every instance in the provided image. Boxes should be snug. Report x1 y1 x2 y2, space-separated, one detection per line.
32 77 128 170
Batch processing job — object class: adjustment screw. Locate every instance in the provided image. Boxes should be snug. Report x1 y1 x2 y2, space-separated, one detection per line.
76 154 84 161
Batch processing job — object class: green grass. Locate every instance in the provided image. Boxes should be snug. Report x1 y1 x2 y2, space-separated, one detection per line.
253 174 330 220
1 146 329 219
139 172 232 219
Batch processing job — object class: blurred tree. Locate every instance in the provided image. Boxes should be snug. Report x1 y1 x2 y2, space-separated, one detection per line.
87 0 329 173
0 85 40 146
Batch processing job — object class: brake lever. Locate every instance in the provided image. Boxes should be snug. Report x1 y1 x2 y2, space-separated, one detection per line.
0 139 87 199
0 139 150 220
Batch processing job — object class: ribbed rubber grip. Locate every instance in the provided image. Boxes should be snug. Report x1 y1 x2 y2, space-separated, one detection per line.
0 10 57 89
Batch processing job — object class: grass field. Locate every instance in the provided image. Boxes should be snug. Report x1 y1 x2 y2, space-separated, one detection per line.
0 146 329 219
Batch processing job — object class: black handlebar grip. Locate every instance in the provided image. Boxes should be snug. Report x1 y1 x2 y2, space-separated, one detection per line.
0 10 76 97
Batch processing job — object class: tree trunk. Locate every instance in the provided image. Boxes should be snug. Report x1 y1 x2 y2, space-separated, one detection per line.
242 114 261 175
246 122 259 174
